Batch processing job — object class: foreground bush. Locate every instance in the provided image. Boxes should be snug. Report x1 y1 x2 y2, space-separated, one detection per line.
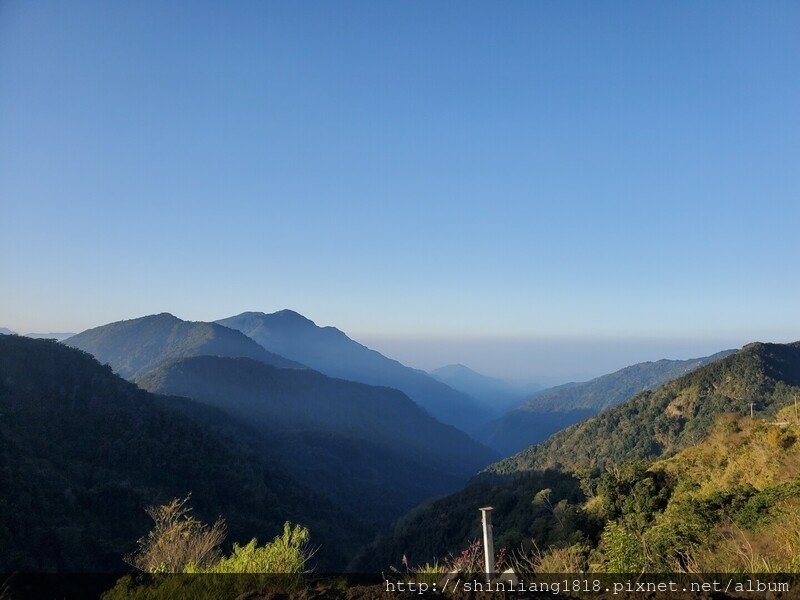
126 496 226 573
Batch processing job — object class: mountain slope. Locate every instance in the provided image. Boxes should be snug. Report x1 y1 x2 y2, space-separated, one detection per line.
136 355 498 523
0 336 364 572
360 343 800 573
64 313 303 379
476 350 734 455
363 410 800 573
0 328 15 335
490 342 800 475
216 310 492 430
429 363 540 414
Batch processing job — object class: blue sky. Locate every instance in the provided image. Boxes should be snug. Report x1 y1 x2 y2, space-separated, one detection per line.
2 2 799 378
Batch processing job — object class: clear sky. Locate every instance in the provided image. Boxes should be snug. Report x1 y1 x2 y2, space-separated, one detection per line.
2 2 799 379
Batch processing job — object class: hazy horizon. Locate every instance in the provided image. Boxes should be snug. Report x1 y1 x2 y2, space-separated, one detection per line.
4 307 797 383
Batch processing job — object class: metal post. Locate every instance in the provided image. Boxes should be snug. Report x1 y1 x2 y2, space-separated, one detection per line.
480 507 494 583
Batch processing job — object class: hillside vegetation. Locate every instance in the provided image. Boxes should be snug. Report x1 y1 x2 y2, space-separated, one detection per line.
476 351 733 455
364 342 800 573
491 342 800 474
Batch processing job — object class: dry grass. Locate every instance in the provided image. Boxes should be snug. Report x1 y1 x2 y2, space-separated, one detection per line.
511 542 587 574
125 495 226 573
690 508 800 573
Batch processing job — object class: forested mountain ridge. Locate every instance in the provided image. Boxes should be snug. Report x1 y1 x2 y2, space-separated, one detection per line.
216 310 493 430
0 336 365 571
523 351 734 413
64 313 303 379
137 355 497 522
476 350 734 455
489 341 800 475
360 342 800 573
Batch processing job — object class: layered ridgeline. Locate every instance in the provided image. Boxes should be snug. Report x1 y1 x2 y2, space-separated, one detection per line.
24 332 76 341
361 342 800 572
477 351 734 455
216 310 493 430
429 363 542 416
491 342 800 474
0 328 15 335
0 336 365 571
137 356 497 523
64 313 303 378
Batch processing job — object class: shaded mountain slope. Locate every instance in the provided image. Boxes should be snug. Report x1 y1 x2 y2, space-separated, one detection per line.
64 313 302 379
0 336 363 571
137 355 498 523
216 310 492 430
352 468 591 571
476 350 734 455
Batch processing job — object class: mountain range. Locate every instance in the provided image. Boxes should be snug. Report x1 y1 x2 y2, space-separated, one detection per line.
475 351 734 455
359 341 800 571
136 354 496 522
216 310 494 430
10 306 795 578
24 332 76 341
64 313 303 378
0 336 366 571
59 312 496 523
491 341 800 474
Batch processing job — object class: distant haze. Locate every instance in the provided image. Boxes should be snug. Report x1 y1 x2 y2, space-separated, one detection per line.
355 334 781 383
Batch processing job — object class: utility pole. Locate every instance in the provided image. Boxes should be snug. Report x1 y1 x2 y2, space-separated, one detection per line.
480 507 494 583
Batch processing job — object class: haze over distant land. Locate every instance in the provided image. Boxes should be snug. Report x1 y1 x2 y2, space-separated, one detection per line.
24 332 75 341
357 333 779 382
6 311 798 381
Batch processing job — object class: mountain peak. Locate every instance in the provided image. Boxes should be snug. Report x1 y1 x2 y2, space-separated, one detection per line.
138 312 181 323
270 309 316 325
215 311 495 430
65 312 302 378
432 363 474 375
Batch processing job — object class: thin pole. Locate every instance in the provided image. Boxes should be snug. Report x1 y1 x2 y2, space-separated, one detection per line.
750 402 754 418
480 507 494 583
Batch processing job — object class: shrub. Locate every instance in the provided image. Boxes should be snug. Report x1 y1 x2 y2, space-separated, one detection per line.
597 521 646 573
203 522 312 574
126 496 225 573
